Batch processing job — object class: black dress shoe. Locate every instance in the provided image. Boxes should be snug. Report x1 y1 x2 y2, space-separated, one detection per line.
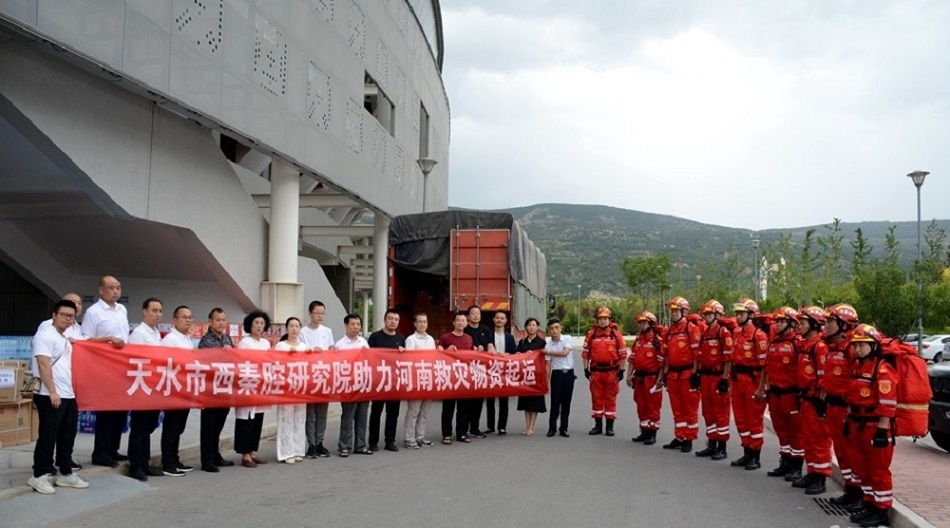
470 431 487 439
69 460 83 471
201 465 220 473
559 431 570 438
546 430 556 437
315 443 331 458
113 453 129 462
485 428 496 434
128 467 148 481
368 444 379 452
384 442 399 452
214 458 235 467
93 458 119 468
662 438 683 450
143 466 164 477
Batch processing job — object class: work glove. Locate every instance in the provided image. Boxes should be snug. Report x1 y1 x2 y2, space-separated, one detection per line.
716 378 729 394
584 368 591 380
617 369 625 382
689 372 701 391
872 428 889 449
813 398 827 419
842 419 850 439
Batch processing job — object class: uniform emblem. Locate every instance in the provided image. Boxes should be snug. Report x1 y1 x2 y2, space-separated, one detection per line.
710 350 718 356
608 345 615 352
860 387 871 398
782 356 790 364
833 366 842 376
804 365 814 375
646 351 654 358
879 379 892 395
758 340 768 349
744 351 752 358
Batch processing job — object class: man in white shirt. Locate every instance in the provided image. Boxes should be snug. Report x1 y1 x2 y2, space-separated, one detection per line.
126 298 164 481
335 314 370 456
159 305 197 477
301 300 334 458
82 275 130 467
403 313 436 449
28 300 90 495
35 292 86 342
544 318 575 438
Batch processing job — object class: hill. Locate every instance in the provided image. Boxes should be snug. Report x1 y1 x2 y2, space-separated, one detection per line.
484 203 950 296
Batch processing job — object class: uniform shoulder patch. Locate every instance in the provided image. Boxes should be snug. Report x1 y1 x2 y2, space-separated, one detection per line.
878 379 892 395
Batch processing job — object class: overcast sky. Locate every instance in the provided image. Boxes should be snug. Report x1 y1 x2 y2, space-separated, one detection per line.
439 0 949 230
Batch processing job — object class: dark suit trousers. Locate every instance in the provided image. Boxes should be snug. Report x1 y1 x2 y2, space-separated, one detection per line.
200 407 230 466
369 400 401 444
161 409 190 469
92 410 127 464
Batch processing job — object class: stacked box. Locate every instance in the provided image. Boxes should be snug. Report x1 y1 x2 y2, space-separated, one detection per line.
0 360 28 403
0 400 33 447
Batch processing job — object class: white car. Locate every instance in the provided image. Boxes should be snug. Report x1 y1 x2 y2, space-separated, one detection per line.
917 335 950 362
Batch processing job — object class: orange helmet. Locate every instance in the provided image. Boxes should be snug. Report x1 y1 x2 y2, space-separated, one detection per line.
772 306 799 322
700 300 725 316
595 306 612 319
797 306 827 325
733 297 760 315
850 323 881 343
667 296 690 312
635 311 658 325
826 303 859 325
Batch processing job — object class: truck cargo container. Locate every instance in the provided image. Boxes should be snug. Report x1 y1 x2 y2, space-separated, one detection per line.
388 211 547 339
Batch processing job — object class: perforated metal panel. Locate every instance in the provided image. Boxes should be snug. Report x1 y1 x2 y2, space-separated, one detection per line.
306 61 331 130
346 97 363 154
375 38 389 88
253 15 287 99
347 1 365 60
373 125 387 176
311 0 334 22
173 0 222 55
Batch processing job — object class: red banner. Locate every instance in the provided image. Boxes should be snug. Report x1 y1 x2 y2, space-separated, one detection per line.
72 342 549 411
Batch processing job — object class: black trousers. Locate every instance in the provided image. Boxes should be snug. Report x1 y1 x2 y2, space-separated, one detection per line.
466 398 484 433
440 399 468 438
128 410 160 469
548 370 576 432
234 413 264 454
161 409 190 469
91 410 127 464
32 395 78 478
485 397 509 430
200 407 230 467
369 400 401 444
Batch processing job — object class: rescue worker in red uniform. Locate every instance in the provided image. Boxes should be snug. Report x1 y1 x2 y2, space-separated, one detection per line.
846 324 898 528
625 311 664 445
729 297 769 470
755 307 805 481
582 307 626 436
694 300 734 461
792 306 832 495
656 296 702 453
822 303 862 510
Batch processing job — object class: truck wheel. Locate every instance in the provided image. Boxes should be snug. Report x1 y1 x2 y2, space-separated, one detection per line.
931 430 950 453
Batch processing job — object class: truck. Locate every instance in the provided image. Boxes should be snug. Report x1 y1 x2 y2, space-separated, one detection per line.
387 211 547 339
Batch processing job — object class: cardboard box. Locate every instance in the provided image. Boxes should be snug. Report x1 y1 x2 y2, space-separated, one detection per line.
0 401 32 447
0 366 25 403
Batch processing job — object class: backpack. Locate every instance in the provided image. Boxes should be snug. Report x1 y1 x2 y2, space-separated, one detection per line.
876 337 933 437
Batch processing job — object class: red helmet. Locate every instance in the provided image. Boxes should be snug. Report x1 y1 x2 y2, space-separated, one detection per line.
667 296 690 311
850 323 881 344
772 306 799 321
733 297 760 315
700 300 725 316
635 311 658 324
797 306 827 325
826 303 859 325
595 306 612 319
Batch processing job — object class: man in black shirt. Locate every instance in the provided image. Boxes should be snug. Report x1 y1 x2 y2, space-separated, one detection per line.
463 305 496 438
368 308 406 452
199 308 236 472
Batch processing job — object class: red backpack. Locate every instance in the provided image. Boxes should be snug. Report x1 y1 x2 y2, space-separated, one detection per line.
877 337 933 437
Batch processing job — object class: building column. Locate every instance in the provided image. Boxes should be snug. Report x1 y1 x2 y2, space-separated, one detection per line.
372 214 390 330
260 159 303 322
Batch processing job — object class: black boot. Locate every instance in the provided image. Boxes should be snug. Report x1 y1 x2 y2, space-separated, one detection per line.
829 485 862 506
731 446 751 467
767 455 790 477
631 428 649 442
804 475 826 495
695 440 717 457
744 449 761 470
783 458 803 482
605 419 615 437
711 441 728 461
680 440 692 453
855 505 890 527
791 473 814 489
643 430 657 445
849 503 874 523
662 438 683 450
588 418 603 436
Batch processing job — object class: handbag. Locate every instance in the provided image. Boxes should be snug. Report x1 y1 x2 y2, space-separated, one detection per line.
22 354 62 396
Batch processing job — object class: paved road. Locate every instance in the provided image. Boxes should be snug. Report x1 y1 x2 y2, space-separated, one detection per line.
3 354 850 528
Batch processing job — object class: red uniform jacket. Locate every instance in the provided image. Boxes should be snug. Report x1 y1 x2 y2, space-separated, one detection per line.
661 318 701 370
698 321 733 372
820 334 853 397
797 334 829 397
583 323 626 369
848 356 898 418
732 323 769 368
629 328 664 374
765 332 800 389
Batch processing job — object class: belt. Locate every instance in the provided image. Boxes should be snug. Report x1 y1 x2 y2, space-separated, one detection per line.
667 365 693 373
826 395 848 408
732 365 763 375
767 386 800 396
552 369 574 374
590 363 619 372
698 368 724 376
633 370 659 377
850 405 877 415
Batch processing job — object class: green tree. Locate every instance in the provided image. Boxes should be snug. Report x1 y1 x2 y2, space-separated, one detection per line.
852 226 916 336
620 255 672 312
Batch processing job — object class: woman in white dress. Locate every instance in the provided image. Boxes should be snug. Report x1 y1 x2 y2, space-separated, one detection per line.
274 317 309 464
235 310 271 468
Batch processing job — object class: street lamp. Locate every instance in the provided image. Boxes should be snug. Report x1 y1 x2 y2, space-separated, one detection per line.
576 284 581 336
751 238 761 301
908 170 929 356
417 158 437 212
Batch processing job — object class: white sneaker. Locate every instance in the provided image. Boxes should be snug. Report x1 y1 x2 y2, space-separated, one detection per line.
294 456 304 462
27 475 56 495
55 473 90 489
284 457 296 464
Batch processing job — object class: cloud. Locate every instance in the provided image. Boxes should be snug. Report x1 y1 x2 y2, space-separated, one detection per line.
441 1 950 229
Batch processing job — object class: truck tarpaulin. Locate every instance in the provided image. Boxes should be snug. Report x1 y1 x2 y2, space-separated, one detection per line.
388 211 546 300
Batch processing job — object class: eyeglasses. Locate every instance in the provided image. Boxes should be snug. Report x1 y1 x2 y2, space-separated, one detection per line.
55 312 76 320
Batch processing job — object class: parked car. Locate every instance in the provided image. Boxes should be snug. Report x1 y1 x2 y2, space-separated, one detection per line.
902 332 929 344
928 363 950 452
943 341 950 363
918 335 950 363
